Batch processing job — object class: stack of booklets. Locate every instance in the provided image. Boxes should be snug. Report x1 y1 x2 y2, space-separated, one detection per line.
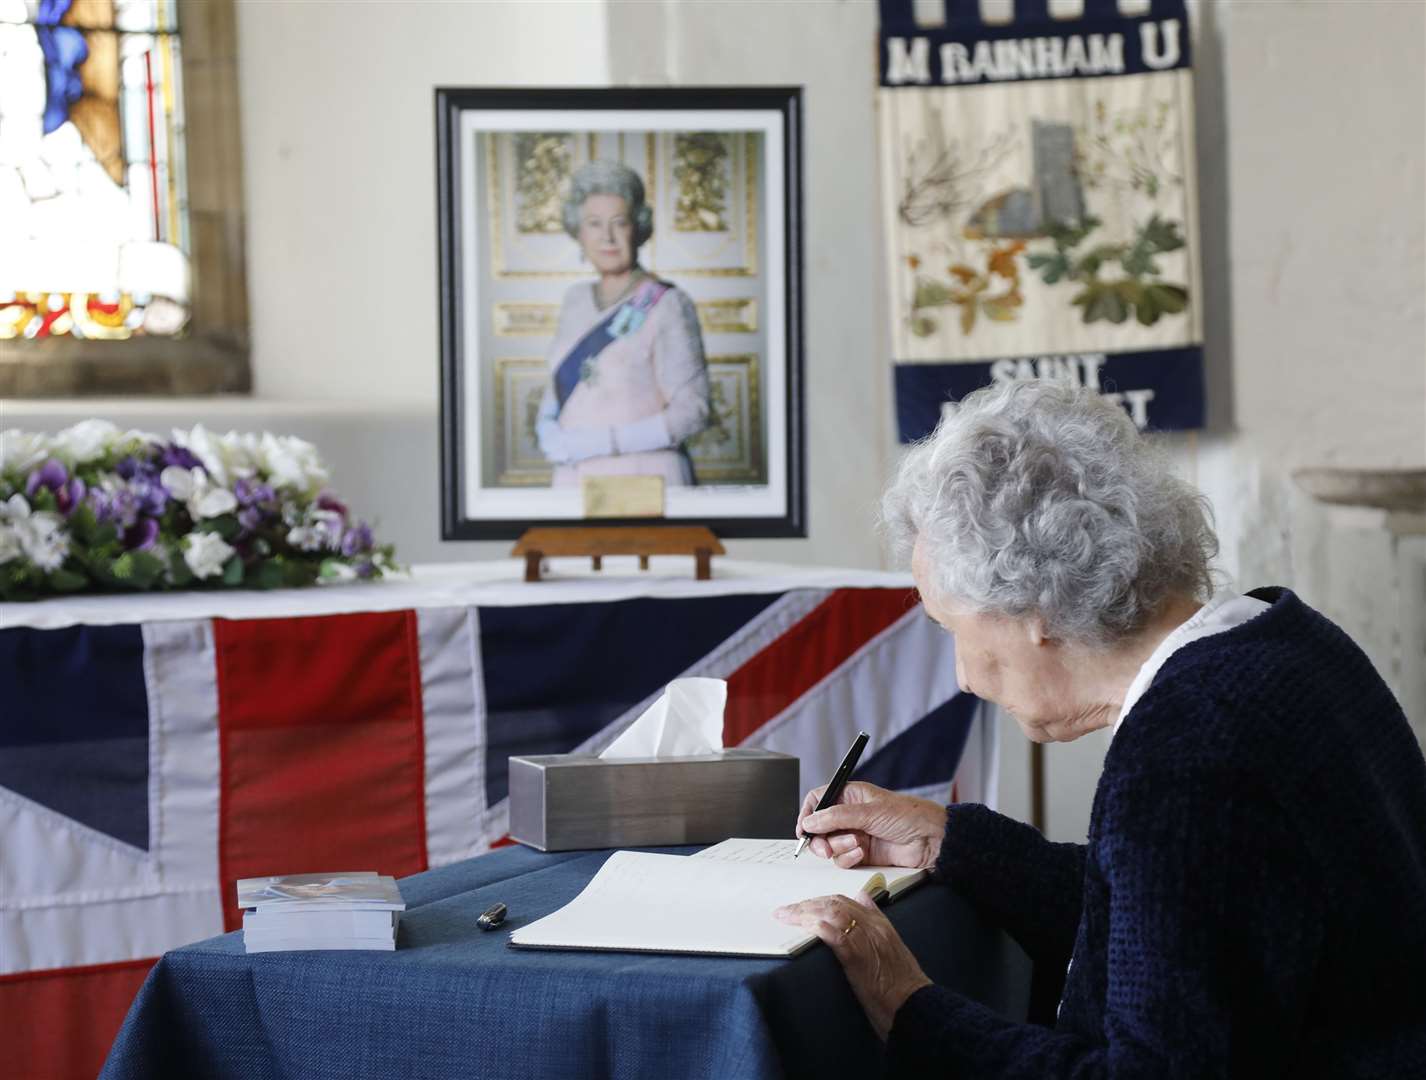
237 871 405 953
510 837 928 958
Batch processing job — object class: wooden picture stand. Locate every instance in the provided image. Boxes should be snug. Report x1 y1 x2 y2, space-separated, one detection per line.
511 526 726 582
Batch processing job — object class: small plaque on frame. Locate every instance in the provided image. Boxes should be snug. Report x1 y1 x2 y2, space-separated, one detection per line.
582 475 665 519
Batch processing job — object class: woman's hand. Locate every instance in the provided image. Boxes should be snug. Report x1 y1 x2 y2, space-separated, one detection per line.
774 892 931 1040
796 781 948 869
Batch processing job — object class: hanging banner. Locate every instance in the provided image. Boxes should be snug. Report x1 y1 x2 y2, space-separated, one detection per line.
879 0 1204 439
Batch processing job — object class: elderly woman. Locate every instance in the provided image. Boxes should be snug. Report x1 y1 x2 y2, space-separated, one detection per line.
535 159 710 487
776 381 1426 1075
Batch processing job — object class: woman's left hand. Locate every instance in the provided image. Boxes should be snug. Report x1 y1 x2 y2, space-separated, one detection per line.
773 892 932 1040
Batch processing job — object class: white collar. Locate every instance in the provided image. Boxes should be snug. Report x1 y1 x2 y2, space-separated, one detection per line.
1113 591 1271 733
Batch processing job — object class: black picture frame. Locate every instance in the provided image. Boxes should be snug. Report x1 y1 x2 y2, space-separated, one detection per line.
436 86 805 540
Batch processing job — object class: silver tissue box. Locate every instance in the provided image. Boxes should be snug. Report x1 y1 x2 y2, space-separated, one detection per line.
507 749 800 852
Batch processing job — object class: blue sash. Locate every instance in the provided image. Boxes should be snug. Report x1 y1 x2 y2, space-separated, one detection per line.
553 279 670 412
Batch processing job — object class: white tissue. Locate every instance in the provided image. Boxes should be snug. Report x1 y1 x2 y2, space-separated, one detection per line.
598 678 727 759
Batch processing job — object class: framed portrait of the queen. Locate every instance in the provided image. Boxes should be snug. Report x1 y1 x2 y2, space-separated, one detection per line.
435 87 805 540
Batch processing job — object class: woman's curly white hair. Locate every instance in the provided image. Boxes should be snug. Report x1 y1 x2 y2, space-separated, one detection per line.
882 380 1217 647
563 160 654 249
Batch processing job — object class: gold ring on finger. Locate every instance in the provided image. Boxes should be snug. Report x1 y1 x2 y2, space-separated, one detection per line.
841 918 857 937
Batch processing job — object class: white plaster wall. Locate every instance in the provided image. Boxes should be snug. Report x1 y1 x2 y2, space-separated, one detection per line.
234 0 611 403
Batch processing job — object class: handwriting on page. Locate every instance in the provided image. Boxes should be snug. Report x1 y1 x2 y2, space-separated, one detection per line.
694 838 801 865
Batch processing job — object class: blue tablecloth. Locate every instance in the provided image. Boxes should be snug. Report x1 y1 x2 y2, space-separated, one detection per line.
100 844 1030 1080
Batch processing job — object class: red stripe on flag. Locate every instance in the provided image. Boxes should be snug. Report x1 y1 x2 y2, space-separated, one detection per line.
215 611 428 930
0 957 155 1080
723 588 919 746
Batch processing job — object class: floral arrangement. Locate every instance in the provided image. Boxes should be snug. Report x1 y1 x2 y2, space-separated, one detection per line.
0 420 397 601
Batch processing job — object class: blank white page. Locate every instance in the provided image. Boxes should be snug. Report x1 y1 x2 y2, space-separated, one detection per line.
509 850 886 957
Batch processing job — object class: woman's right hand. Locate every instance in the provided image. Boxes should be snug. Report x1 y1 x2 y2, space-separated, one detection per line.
796 781 948 870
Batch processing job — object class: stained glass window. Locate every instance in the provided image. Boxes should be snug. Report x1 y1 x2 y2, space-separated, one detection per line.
0 0 190 341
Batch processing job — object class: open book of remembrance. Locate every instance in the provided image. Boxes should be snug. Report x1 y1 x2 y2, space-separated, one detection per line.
508 838 928 958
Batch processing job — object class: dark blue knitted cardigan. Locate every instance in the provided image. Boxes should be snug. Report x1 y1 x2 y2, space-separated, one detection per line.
886 588 1426 1077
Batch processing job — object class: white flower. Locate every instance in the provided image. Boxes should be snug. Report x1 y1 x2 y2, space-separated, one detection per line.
0 524 20 565
120 427 162 448
0 496 70 572
160 465 199 501
160 465 237 520
192 486 238 519
21 513 69 571
181 531 235 580
258 433 329 494
0 493 30 522
285 525 324 552
54 419 120 464
0 430 51 475
173 425 257 488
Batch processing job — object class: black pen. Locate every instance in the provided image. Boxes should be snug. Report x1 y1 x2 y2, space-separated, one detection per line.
794 730 870 858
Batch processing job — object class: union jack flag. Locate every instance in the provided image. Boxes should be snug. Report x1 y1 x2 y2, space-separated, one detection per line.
0 583 994 1079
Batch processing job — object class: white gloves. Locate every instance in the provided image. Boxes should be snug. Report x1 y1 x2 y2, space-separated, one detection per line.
536 414 675 465
536 419 612 465
612 414 675 455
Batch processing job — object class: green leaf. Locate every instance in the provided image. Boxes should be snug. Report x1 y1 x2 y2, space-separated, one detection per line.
1120 242 1159 279
221 556 244 587
168 551 195 588
1074 244 1126 280
912 279 954 309
69 504 99 543
126 550 167 589
1139 214 1185 254
246 561 286 590
909 315 938 337
1144 282 1188 313
30 488 57 513
47 568 88 592
283 560 319 588
1072 284 1129 324
1047 214 1101 252
201 514 242 542
1027 251 1070 285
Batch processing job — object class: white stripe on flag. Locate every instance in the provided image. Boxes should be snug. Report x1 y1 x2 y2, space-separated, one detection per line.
0 620 225 973
741 607 966 796
417 607 488 866
145 620 224 889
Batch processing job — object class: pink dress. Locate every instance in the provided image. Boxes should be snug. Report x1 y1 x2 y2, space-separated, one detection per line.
537 279 711 487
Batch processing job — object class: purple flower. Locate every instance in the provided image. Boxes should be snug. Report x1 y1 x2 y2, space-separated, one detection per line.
355 560 376 579
123 517 160 551
26 458 67 495
234 477 275 507
316 490 348 519
26 458 86 515
159 444 203 471
340 522 373 558
133 477 169 517
237 506 265 533
89 487 134 528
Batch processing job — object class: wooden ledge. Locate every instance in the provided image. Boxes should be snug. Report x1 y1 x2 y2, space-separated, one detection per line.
511 526 725 582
